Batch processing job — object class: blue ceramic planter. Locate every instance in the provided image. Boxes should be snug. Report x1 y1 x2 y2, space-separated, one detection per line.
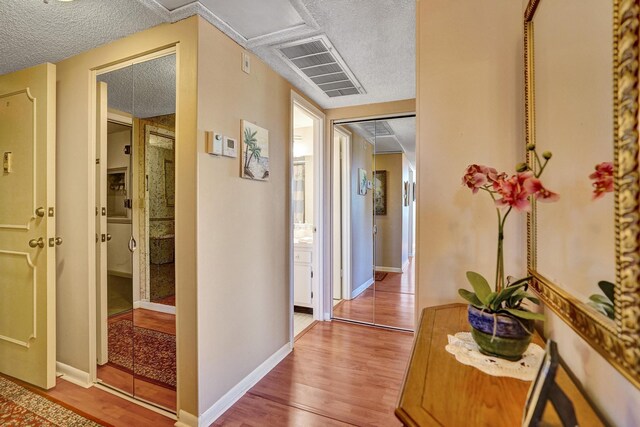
467 305 534 361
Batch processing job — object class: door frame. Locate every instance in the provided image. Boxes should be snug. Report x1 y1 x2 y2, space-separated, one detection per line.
333 126 352 302
329 113 416 322
289 91 325 346
89 46 177 386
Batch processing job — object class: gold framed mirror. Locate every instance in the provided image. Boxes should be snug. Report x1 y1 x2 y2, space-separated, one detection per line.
525 0 640 388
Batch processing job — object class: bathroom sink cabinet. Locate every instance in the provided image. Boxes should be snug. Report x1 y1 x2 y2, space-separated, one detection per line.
293 245 312 308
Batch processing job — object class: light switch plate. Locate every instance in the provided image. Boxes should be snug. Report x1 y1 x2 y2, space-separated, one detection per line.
242 52 251 74
3 152 12 173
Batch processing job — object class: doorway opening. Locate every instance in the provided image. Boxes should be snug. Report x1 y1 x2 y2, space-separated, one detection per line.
290 93 325 341
94 50 177 413
331 115 416 331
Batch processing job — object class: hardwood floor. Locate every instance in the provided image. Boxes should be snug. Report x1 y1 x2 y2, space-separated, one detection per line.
333 258 415 330
17 377 175 427
217 320 414 426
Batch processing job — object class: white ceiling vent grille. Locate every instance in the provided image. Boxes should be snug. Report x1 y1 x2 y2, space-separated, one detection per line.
277 35 366 98
358 121 394 137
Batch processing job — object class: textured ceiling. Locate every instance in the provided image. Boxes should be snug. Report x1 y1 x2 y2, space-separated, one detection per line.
346 116 416 168
97 54 176 118
0 0 167 76
1 0 415 111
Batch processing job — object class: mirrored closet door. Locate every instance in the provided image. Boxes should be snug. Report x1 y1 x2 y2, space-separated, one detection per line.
332 116 416 331
95 52 177 412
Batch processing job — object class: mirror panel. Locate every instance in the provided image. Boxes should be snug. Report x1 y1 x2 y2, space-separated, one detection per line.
525 0 640 389
533 0 615 321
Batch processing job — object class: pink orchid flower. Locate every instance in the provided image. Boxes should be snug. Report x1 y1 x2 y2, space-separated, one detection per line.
523 177 560 202
590 162 614 200
462 164 496 194
494 172 534 212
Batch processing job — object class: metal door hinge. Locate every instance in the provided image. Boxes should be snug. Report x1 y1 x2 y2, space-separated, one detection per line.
124 199 132 209
311 270 314 279
101 207 106 216
124 145 131 155
311 291 314 300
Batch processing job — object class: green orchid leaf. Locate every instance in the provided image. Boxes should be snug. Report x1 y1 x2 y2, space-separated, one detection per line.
492 283 527 309
503 308 546 321
523 294 540 305
486 292 499 311
589 294 612 305
458 289 483 307
598 281 615 304
466 271 492 305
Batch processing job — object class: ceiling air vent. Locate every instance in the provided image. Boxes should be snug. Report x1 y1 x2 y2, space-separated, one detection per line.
358 121 394 138
276 35 366 98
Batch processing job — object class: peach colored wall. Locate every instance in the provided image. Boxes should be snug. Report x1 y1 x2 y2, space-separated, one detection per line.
196 17 323 414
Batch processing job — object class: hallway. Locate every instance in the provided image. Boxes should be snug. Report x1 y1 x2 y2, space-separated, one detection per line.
216 321 413 426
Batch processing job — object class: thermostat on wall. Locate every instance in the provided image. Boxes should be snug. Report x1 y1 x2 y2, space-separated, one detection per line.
223 136 237 158
205 131 223 156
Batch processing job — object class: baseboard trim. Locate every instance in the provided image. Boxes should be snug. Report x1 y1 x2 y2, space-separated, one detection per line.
374 266 403 273
351 277 374 299
175 410 198 427
56 362 91 388
134 300 176 314
198 343 291 426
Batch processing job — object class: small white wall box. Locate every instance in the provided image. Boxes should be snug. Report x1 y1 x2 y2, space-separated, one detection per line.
242 52 251 74
205 131 223 156
3 152 12 173
223 136 237 158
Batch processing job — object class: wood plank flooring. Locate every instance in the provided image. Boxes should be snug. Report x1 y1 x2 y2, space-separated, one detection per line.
333 258 415 330
217 320 414 426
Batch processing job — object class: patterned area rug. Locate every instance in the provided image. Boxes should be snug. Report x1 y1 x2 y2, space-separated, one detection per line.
108 319 176 390
375 272 388 281
0 376 106 426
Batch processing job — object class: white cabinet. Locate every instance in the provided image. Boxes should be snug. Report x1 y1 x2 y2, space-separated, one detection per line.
294 246 313 308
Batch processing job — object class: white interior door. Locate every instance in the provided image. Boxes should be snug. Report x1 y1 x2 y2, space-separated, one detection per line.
0 63 57 389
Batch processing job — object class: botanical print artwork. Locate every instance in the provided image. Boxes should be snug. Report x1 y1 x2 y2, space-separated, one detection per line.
374 170 387 215
107 168 128 218
242 120 270 181
358 168 367 195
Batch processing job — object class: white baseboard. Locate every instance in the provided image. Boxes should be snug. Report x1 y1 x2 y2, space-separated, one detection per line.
134 300 176 314
56 362 91 388
375 266 403 273
351 277 374 299
175 410 198 427
197 344 291 426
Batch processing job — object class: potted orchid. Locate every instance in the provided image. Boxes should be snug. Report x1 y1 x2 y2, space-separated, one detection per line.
458 144 558 361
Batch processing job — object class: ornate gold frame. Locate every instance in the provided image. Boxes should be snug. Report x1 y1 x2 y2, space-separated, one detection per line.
525 0 640 389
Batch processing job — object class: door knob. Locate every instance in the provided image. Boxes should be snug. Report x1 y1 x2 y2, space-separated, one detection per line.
35 207 45 217
106 234 112 242
29 238 44 248
55 237 63 246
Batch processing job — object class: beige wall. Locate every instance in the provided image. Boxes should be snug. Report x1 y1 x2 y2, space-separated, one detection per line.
416 0 525 311
195 17 323 413
373 153 409 270
416 1 639 423
55 17 198 416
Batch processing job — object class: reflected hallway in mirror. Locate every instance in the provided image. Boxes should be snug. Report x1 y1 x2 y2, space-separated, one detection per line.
95 52 177 412
331 116 416 331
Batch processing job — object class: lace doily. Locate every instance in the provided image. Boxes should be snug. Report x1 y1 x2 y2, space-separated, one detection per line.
445 332 544 381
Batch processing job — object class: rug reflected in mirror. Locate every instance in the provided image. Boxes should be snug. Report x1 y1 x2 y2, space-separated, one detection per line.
107 318 176 390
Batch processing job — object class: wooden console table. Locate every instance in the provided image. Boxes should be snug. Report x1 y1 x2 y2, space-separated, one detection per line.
395 304 604 426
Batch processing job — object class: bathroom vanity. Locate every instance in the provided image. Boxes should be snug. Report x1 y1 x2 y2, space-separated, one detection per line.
293 241 313 308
